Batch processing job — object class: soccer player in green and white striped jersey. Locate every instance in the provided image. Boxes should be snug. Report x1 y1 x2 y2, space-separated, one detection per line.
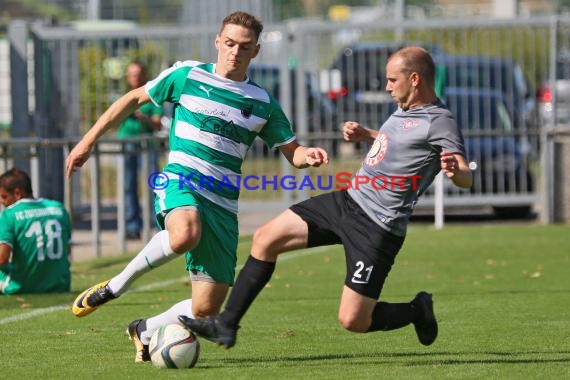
66 11 328 363
0 168 71 294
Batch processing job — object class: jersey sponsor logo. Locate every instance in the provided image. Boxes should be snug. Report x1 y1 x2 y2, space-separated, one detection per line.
199 85 213 97
200 116 241 143
193 107 230 118
365 133 388 166
241 104 253 118
400 118 419 130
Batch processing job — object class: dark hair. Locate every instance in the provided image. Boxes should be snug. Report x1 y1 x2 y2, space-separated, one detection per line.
220 11 263 41
0 168 33 196
390 47 436 87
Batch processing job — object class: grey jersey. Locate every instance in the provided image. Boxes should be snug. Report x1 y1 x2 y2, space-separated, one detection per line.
347 101 466 236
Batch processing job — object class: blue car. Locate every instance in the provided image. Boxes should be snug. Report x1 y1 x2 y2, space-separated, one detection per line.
328 41 444 129
327 46 537 133
435 54 537 131
442 87 535 215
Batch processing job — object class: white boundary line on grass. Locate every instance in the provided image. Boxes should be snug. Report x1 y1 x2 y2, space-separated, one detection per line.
0 246 330 325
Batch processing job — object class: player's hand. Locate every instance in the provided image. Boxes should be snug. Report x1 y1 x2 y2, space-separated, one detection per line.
440 151 458 178
305 147 329 167
133 110 145 120
343 121 372 143
65 141 93 178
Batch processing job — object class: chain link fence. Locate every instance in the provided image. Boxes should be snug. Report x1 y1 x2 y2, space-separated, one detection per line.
5 13 570 257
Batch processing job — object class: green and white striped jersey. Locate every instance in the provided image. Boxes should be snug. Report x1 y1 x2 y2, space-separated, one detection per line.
145 61 296 214
0 198 71 294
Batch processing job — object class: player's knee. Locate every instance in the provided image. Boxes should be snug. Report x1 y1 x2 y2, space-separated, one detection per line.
169 228 200 253
252 224 269 246
251 226 278 260
192 303 220 319
338 313 369 333
163 225 201 254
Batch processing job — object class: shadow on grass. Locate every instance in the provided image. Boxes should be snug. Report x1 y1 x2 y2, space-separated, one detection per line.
209 350 570 368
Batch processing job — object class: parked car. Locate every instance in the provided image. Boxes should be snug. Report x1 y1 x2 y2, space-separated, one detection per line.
536 51 570 126
442 87 535 217
435 54 537 131
327 44 536 133
326 41 444 128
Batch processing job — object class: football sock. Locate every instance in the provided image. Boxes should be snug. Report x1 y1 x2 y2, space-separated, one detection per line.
141 299 194 345
108 230 177 296
367 301 415 332
220 255 275 328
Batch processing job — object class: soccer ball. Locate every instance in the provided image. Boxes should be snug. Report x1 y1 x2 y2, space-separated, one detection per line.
149 323 200 369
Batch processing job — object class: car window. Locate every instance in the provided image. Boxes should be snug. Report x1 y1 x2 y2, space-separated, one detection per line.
444 63 500 91
512 65 528 96
441 59 528 104
331 43 442 91
446 94 513 132
496 102 514 132
247 67 281 98
334 48 394 91
556 60 570 79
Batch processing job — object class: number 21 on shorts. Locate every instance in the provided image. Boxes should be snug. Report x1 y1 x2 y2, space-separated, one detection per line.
351 260 373 284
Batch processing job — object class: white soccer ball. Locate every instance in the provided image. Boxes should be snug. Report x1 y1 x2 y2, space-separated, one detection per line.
149 323 200 369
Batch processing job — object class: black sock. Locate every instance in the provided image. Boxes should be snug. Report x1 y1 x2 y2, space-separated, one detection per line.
367 301 414 332
220 255 276 328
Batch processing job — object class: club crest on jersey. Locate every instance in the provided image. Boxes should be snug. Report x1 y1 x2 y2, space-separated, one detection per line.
365 133 388 166
241 104 253 118
400 118 418 130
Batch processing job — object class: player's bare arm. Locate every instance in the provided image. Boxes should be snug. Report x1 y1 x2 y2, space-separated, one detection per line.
343 121 377 144
0 243 11 266
440 151 473 188
65 86 151 178
278 141 329 169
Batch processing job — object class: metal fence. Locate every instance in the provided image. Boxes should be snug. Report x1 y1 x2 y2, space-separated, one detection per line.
0 136 167 256
5 15 570 256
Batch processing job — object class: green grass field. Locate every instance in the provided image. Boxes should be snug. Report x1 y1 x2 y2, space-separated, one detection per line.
1 224 569 379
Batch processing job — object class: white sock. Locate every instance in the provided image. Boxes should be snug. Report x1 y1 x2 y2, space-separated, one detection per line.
140 299 194 344
108 230 177 296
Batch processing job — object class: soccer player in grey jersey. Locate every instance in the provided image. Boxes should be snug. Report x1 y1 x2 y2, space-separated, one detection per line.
66 11 328 363
181 46 473 349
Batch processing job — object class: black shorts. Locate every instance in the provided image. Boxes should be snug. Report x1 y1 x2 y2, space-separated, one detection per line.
290 190 405 299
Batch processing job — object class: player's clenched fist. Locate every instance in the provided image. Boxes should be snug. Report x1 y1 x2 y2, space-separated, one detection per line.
343 121 376 144
305 147 329 167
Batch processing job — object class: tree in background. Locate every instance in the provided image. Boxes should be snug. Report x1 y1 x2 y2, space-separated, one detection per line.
0 0 77 32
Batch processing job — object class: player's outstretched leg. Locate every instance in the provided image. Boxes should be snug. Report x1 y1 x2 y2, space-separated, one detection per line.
178 315 238 349
411 291 438 346
71 280 117 317
127 319 151 363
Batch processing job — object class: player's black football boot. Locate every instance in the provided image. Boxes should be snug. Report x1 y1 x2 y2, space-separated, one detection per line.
411 291 438 346
178 315 238 348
